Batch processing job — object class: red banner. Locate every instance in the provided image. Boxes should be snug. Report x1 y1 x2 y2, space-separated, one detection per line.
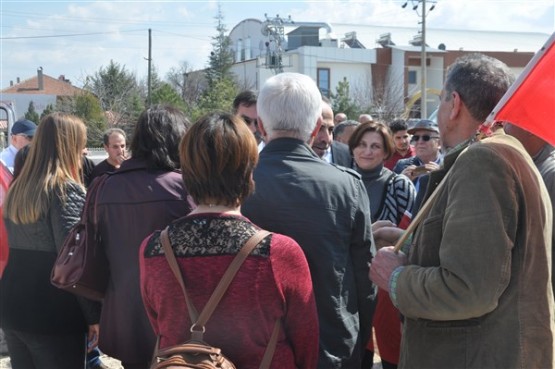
0 161 12 277
487 32 555 145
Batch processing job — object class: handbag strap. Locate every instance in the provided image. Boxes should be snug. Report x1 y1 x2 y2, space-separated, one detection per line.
160 228 280 369
160 227 199 322
160 228 270 330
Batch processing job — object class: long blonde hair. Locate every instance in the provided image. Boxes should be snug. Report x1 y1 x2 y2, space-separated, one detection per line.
4 113 87 224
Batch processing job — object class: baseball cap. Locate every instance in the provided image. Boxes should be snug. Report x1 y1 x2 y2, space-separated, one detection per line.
11 119 37 137
408 119 439 134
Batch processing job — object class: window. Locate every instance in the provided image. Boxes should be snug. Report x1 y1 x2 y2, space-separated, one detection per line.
317 68 330 98
408 70 417 84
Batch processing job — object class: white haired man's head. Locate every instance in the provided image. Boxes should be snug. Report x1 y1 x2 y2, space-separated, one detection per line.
257 73 322 142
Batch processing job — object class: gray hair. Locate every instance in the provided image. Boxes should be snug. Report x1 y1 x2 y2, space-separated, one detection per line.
257 73 322 142
444 53 514 123
334 120 360 137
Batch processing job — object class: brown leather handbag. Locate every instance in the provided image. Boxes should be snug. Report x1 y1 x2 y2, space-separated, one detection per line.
50 175 109 301
151 228 280 369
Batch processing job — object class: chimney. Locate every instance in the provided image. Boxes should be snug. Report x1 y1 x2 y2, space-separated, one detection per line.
16 77 20 83
37 67 44 90
10 81 13 86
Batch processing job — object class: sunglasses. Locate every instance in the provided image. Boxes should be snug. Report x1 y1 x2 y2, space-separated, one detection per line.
411 134 439 142
241 115 258 126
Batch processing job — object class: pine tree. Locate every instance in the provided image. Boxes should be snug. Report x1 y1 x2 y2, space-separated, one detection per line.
24 101 40 124
332 78 361 120
205 4 234 87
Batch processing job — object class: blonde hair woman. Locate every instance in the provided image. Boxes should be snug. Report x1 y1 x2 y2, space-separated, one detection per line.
1 113 100 369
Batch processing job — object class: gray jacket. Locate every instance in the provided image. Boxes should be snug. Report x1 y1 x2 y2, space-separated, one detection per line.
243 138 374 369
1 182 100 334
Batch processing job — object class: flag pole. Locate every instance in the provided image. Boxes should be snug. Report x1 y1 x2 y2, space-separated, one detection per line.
485 32 555 126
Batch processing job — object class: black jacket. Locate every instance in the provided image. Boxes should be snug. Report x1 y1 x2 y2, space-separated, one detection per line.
331 141 353 168
243 138 374 368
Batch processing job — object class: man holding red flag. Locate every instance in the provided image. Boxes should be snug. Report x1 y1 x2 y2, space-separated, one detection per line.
370 54 554 368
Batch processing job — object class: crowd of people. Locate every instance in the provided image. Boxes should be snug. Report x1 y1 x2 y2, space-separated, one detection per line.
0 52 554 369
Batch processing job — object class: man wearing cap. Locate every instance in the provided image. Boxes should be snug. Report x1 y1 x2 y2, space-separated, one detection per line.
393 119 442 194
0 119 36 173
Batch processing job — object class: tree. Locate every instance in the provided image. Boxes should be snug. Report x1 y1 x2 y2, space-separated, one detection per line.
151 82 187 110
166 61 206 108
55 93 107 146
40 104 55 120
187 5 238 120
24 101 40 124
331 78 361 120
205 4 234 87
193 77 237 121
84 60 144 127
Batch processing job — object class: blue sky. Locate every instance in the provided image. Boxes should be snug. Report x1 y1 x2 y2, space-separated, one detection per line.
1 0 554 90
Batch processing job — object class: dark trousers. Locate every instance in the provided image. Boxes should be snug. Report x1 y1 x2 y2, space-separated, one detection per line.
121 361 150 369
4 329 86 369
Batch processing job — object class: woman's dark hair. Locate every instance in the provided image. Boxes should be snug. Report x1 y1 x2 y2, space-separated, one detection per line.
12 144 31 181
130 105 191 170
180 112 258 207
348 121 395 160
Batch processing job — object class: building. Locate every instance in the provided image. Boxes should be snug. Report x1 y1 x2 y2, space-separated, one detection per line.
0 67 86 118
228 18 548 118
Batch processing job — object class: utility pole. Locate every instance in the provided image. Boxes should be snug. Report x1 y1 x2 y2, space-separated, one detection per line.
147 28 152 107
421 0 427 118
402 0 437 118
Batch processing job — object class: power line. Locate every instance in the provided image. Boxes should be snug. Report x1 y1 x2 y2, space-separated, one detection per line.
0 29 146 40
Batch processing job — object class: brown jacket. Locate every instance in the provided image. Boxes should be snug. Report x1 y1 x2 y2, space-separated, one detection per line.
395 132 554 369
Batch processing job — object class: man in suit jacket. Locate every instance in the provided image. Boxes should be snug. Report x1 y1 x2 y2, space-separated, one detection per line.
311 99 353 168
243 73 374 368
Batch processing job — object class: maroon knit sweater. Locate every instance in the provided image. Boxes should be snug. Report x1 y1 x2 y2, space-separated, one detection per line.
139 213 318 369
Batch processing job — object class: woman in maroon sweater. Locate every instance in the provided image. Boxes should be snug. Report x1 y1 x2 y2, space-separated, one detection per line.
139 112 318 369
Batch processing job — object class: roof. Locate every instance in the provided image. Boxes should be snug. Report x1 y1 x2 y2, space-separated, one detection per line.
327 24 549 53
1 73 84 96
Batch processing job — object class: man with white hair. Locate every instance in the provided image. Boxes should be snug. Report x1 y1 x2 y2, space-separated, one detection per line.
243 73 375 368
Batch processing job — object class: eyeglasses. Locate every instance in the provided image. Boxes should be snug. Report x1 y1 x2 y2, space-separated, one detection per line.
241 115 258 127
14 134 32 140
411 134 439 142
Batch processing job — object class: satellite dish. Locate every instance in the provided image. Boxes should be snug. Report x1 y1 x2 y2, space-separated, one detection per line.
438 43 446 50
261 21 270 36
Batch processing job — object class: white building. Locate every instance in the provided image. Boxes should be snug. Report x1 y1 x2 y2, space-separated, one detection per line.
228 18 549 118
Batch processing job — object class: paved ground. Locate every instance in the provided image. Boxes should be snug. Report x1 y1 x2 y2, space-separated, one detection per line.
0 354 123 368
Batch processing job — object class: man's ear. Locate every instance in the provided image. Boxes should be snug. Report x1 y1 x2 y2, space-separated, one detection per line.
450 91 462 120
307 117 323 145
258 119 267 138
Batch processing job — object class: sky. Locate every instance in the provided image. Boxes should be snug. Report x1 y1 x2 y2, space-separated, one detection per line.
0 0 554 90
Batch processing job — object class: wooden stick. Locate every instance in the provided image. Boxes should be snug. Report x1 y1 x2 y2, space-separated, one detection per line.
393 172 450 252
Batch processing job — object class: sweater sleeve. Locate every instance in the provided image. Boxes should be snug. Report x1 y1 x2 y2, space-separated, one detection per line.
50 182 101 324
270 233 319 369
392 174 417 221
139 233 159 335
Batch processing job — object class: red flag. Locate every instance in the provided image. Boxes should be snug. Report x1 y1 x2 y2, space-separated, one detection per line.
398 209 412 230
0 161 12 277
487 32 555 145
